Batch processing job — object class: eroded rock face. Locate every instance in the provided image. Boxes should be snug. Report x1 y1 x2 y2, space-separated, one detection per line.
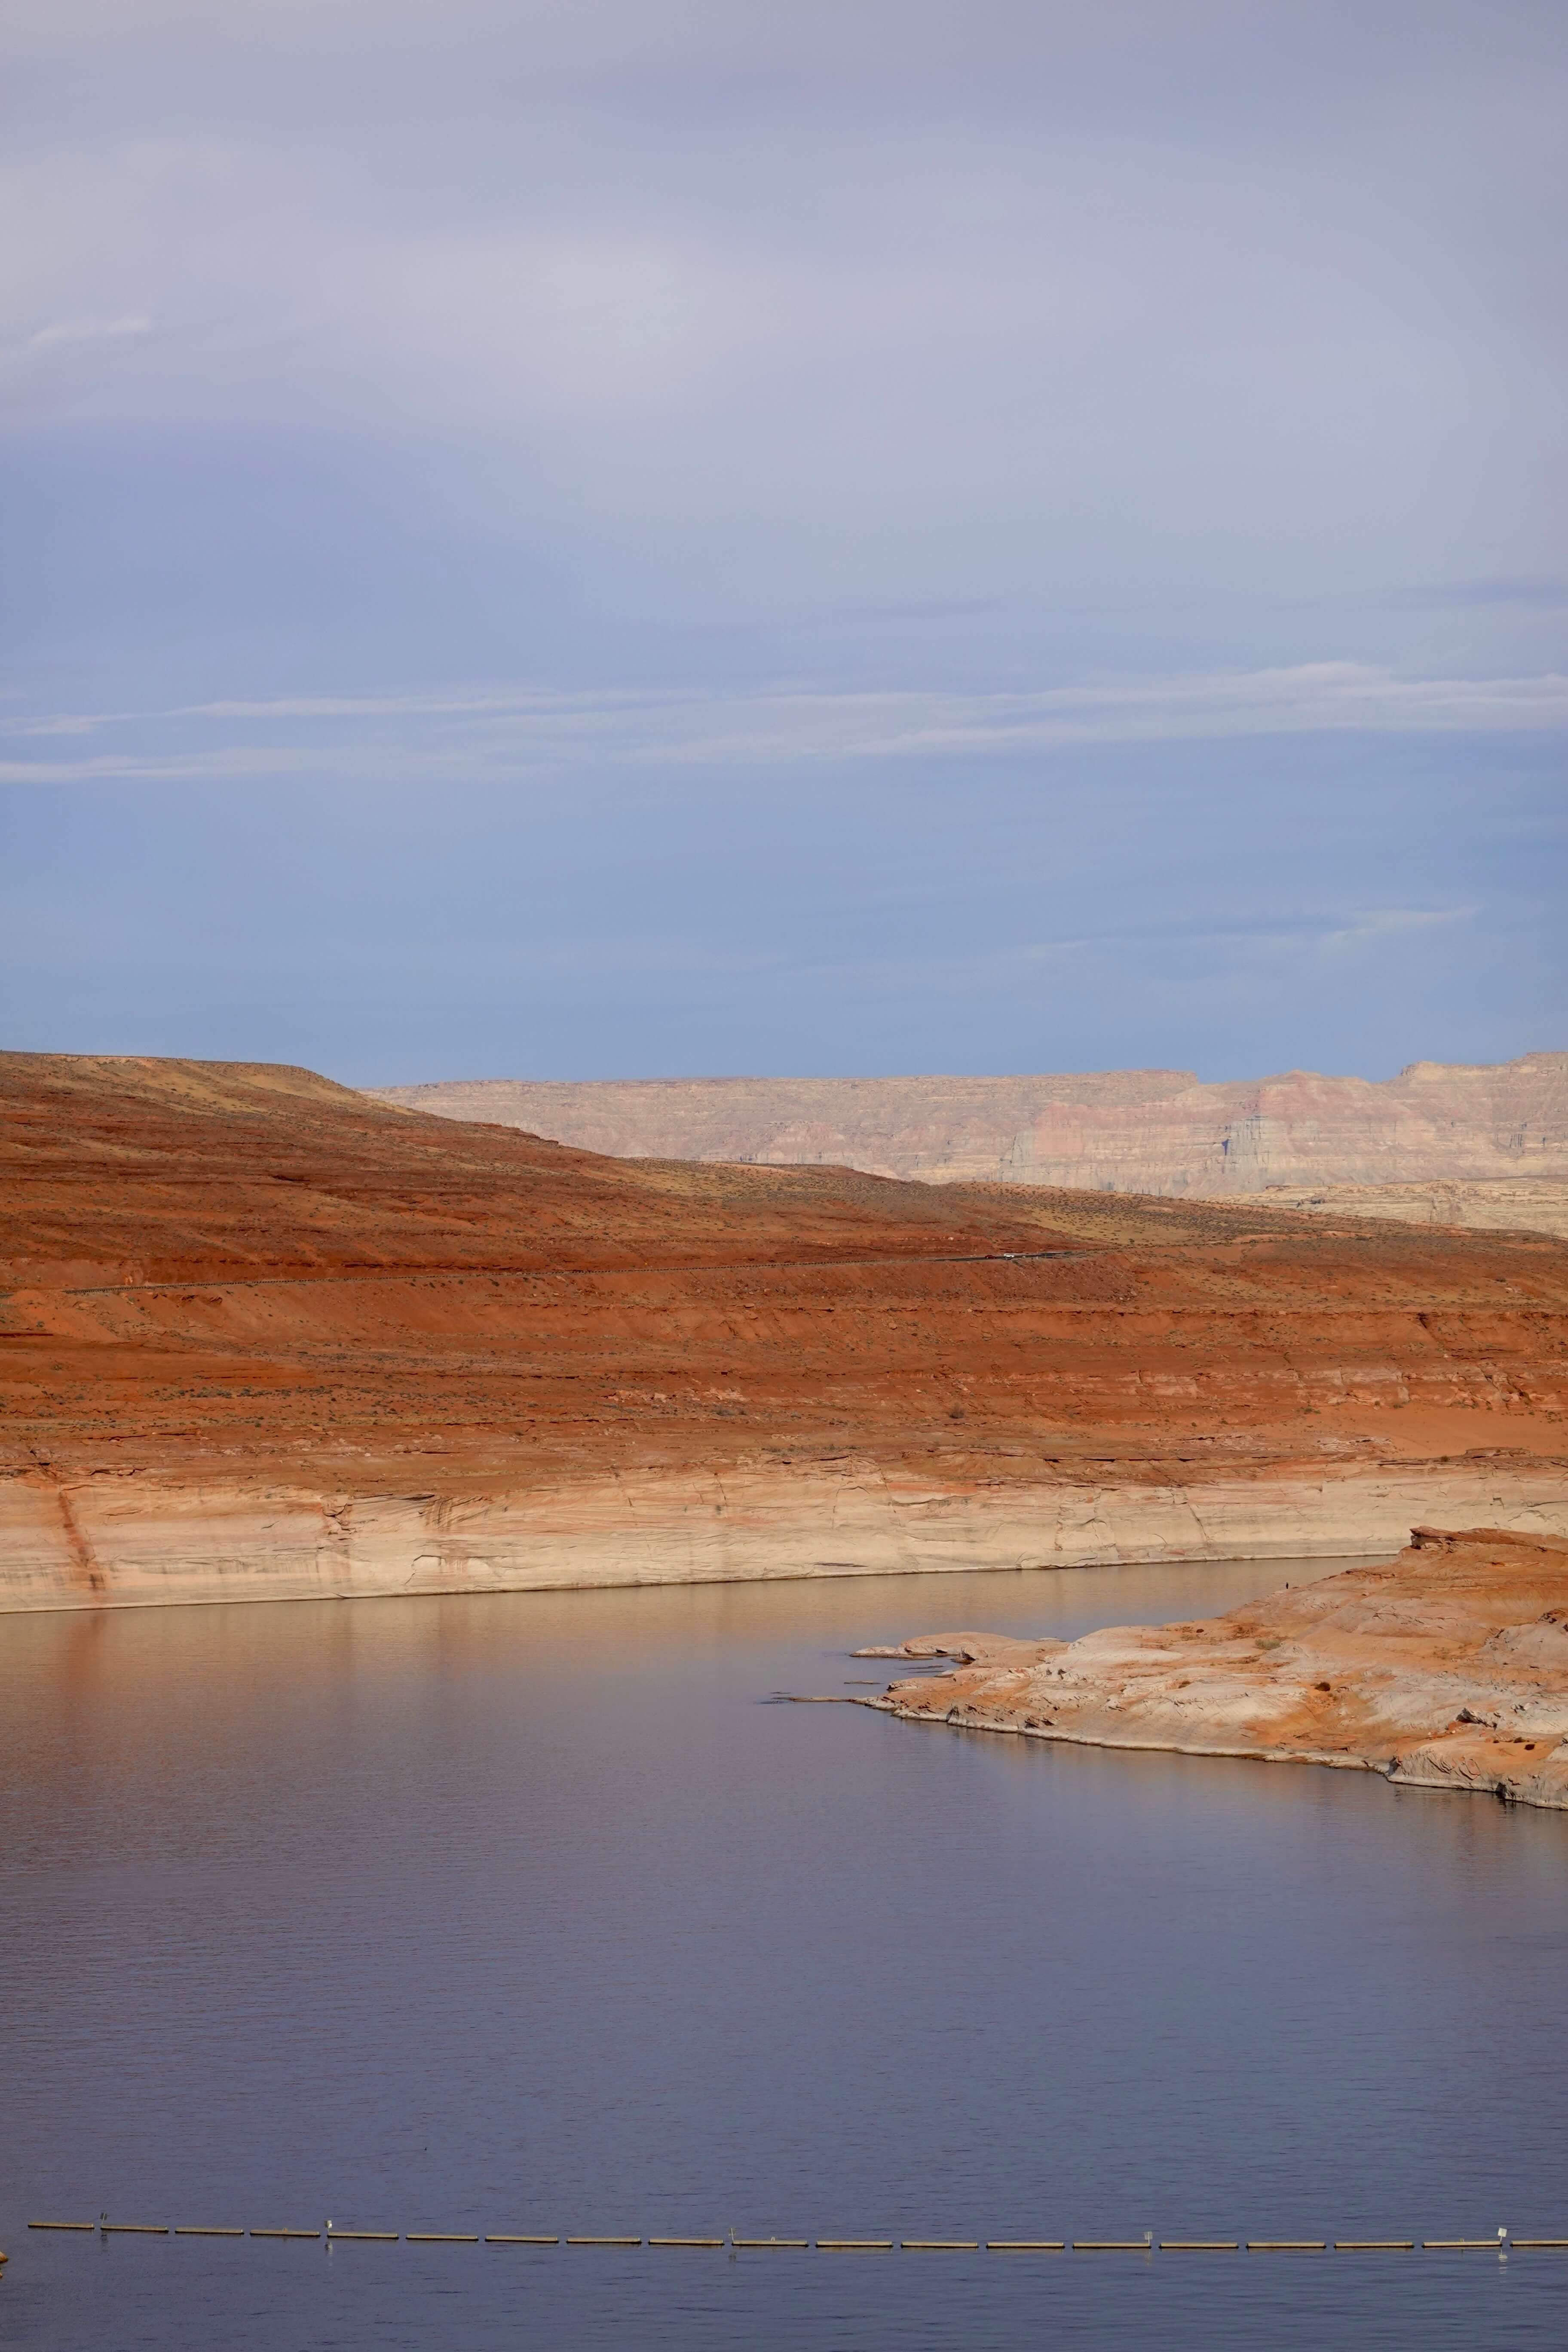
1264 1176 1568 1241
859 1528 1568 1810
370 1054 1568 1202
4 1053 1568 1614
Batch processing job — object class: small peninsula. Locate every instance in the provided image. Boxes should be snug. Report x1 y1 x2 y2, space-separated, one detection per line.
855 1527 1568 1810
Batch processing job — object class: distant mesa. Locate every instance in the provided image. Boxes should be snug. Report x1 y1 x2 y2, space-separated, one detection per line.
368 1055 1568 1238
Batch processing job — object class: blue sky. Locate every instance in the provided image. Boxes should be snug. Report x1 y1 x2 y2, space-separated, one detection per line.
3 0 1565 1084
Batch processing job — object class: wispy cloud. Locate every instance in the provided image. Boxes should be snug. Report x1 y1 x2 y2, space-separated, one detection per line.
1317 906 1474 956
1015 906 1476 965
26 314 152 349
0 747 310 786
1382 578 1568 612
3 662 1564 787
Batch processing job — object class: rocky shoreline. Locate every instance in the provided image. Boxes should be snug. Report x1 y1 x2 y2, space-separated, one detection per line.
852 1527 1568 1811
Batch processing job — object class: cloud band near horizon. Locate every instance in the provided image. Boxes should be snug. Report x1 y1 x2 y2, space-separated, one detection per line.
4 663 1565 787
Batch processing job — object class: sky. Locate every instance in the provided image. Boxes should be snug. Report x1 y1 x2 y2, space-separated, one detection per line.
3 0 1565 1085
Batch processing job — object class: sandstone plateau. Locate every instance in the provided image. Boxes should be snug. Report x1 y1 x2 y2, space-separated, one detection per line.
370 1056 1568 1227
1265 1175 1568 1242
3 1052 1568 1613
854 1527 1568 1811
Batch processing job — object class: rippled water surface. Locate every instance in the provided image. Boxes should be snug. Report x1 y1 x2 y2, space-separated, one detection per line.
4 1558 1566 2351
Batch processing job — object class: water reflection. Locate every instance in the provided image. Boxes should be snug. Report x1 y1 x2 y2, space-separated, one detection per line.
3 1558 1564 2349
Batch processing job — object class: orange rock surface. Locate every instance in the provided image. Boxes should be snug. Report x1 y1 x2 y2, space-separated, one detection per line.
3 1052 1568 1610
857 1528 1568 1810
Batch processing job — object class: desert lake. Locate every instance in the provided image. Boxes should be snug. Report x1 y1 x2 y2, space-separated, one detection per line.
5 1556 1567 2352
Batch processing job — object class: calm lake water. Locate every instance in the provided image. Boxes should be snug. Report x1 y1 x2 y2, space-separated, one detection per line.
3 1558 1566 2351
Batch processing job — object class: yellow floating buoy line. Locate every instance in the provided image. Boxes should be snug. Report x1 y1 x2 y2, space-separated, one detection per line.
22 2220 1563 2255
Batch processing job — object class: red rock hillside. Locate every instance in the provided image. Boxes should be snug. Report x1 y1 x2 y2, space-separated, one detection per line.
2 1052 1567 1611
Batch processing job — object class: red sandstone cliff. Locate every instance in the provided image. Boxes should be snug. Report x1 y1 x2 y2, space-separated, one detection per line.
3 1052 1567 1612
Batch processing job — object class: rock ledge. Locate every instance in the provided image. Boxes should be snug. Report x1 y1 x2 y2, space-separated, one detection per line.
858 1527 1568 1810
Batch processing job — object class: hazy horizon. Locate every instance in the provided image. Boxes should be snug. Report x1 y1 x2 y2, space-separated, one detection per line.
369 1047 1562 1090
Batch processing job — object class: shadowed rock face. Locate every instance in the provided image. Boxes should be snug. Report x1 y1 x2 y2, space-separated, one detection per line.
3 1052 1568 1613
858 1528 1568 1810
370 1054 1568 1205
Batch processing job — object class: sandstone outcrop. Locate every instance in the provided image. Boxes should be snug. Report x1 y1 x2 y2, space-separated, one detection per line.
4 1053 1568 1614
1265 1175 1568 1242
854 1527 1568 1810
370 1054 1568 1202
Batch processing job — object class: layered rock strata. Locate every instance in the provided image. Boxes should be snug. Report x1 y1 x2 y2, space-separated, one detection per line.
8 1463 1568 1616
4 1053 1568 1615
856 1528 1568 1810
371 1053 1568 1199
1265 1176 1568 1242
